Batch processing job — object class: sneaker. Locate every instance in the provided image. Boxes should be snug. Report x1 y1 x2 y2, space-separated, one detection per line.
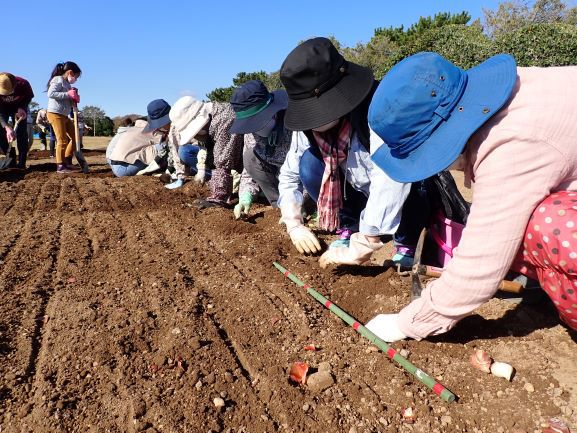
63 157 80 171
329 228 353 249
392 246 415 268
56 164 73 174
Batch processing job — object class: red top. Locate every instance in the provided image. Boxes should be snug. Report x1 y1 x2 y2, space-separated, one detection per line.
0 76 34 113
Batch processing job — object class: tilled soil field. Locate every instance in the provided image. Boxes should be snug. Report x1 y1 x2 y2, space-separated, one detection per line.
1 153 576 433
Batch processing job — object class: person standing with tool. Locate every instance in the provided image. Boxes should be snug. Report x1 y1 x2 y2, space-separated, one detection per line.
0 72 34 169
46 61 82 174
36 108 55 155
366 52 577 341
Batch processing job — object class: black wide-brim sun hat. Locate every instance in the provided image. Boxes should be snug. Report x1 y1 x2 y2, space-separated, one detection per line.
369 52 518 183
284 62 374 131
229 90 288 134
280 37 375 131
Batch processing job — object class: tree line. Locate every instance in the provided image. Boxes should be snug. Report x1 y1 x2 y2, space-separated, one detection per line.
207 0 577 102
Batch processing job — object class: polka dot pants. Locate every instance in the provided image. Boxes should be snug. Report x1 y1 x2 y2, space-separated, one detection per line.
513 191 577 331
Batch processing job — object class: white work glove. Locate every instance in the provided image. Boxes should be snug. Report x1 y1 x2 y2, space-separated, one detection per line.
231 169 241 195
194 148 208 184
289 226 322 254
194 169 207 184
136 159 161 175
365 313 407 343
319 233 383 268
281 201 321 254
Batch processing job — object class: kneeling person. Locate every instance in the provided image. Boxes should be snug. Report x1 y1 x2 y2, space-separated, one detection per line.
229 80 291 219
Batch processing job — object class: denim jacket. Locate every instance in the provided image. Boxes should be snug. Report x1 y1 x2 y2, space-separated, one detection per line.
277 130 410 236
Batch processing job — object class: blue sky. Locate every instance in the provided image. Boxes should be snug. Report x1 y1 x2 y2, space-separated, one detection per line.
6 0 509 117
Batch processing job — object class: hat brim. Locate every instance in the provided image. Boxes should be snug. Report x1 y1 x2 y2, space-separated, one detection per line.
229 90 288 134
178 114 210 145
142 113 171 133
284 63 374 131
371 54 518 183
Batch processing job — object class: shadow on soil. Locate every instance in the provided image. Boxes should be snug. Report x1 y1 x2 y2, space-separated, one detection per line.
434 299 561 343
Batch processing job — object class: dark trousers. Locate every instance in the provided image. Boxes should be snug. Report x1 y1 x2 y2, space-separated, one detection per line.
243 148 281 207
40 125 56 155
298 147 429 247
0 112 29 167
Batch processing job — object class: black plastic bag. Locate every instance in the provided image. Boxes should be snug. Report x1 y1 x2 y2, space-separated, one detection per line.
426 171 470 225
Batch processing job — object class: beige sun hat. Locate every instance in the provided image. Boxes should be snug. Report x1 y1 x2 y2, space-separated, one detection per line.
169 96 212 145
0 73 15 96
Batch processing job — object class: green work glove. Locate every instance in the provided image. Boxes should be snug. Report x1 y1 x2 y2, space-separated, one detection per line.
234 192 254 220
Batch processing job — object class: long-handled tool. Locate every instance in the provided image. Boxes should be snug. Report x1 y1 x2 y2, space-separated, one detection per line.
412 263 523 293
273 262 457 403
0 117 24 170
72 104 89 174
410 228 427 299
410 228 524 294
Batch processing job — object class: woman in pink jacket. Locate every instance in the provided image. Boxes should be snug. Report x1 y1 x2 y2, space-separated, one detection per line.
366 52 577 342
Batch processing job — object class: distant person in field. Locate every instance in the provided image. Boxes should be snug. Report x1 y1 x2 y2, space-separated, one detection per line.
36 108 55 156
139 99 191 189
107 117 163 177
228 80 292 220
276 37 428 265
365 52 577 342
46 61 82 174
36 109 49 150
0 72 34 169
167 96 244 208
76 112 91 149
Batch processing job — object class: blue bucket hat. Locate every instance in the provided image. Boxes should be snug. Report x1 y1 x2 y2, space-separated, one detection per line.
143 99 171 133
369 52 517 183
229 80 288 134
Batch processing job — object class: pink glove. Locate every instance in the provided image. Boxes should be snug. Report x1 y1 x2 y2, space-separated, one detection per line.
319 233 383 268
67 89 80 104
6 127 15 142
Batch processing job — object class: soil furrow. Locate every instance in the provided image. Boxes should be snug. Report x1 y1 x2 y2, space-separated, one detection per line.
1 157 575 433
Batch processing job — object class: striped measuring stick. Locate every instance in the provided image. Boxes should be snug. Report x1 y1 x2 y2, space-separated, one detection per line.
273 262 456 403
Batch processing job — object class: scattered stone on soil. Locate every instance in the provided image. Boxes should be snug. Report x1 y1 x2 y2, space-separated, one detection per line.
307 371 335 394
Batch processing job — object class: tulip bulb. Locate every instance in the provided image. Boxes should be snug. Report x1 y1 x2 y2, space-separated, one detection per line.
289 361 309 384
469 349 493 373
490 361 514 381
